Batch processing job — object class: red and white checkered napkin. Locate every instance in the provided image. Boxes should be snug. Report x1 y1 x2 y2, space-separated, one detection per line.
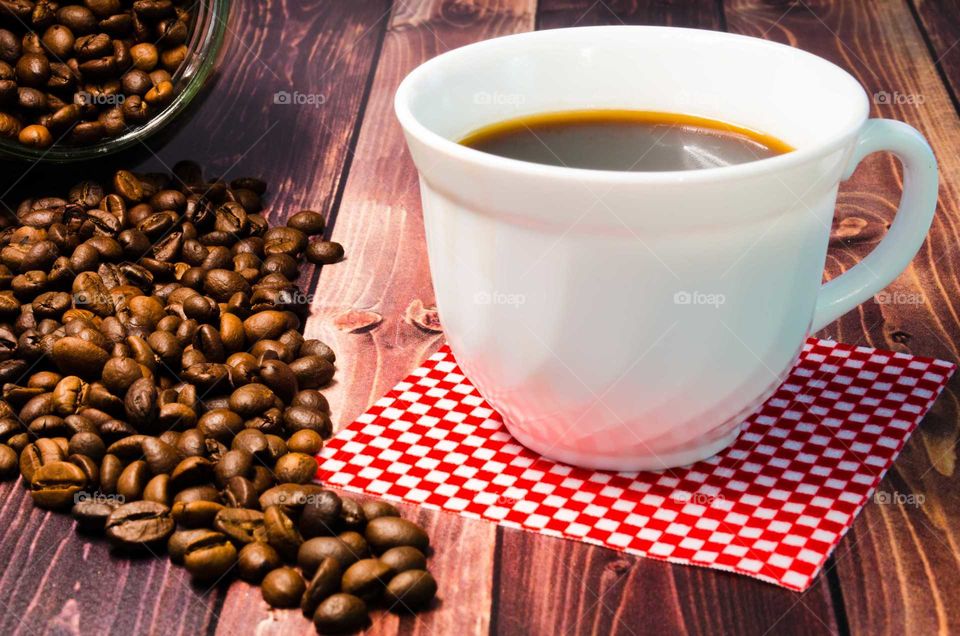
317 339 955 591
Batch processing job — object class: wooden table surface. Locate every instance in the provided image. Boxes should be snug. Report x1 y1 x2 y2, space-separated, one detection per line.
2 0 960 634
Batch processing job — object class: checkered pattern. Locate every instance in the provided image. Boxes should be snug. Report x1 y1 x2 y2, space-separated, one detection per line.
317 339 955 591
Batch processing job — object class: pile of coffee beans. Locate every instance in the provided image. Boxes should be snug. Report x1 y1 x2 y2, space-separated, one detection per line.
0 162 437 633
0 0 196 149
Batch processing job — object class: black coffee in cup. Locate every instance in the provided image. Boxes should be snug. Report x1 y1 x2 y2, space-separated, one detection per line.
460 110 793 171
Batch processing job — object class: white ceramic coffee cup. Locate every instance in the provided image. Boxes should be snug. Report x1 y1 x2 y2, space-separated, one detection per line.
394 26 938 471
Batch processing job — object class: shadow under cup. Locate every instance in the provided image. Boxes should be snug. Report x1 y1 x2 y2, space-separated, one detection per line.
395 26 871 471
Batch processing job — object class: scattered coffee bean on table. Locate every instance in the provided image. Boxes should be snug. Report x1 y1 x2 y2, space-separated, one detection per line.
0 163 435 634
0 1 198 149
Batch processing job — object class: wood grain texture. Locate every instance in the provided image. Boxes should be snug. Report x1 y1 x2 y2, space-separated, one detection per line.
0 481 222 636
912 0 960 104
492 3 838 636
724 0 960 633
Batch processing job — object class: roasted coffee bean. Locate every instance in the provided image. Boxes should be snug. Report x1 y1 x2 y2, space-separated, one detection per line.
182 531 237 583
116 459 148 501
301 556 340 617
286 210 325 236
142 473 170 505
51 336 109 378
298 534 367 577
305 240 344 265
237 541 281 583
379 546 427 574
168 528 221 565
292 389 330 413
141 436 181 475
286 429 323 456
365 517 430 554
30 460 87 509
171 500 224 528
264 504 303 561
299 490 342 538
99 453 122 494
0 444 17 478
274 452 318 485
362 499 401 522
313 594 369 634
342 558 393 601
105 500 174 548
228 383 275 418
214 507 265 545
72 497 120 533
169 455 213 490
384 570 437 610
223 475 258 509
258 483 325 513
262 566 305 609
282 406 332 437
339 497 366 531
213 449 252 487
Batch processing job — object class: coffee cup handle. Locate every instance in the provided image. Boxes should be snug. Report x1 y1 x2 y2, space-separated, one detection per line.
811 119 938 333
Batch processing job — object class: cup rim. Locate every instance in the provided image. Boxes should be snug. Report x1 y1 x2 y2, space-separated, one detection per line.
394 25 871 184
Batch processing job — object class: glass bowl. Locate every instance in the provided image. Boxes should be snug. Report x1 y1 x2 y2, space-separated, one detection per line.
0 0 229 163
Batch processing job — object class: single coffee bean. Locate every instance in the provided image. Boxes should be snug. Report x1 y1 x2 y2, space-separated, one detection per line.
72 497 120 533
51 337 109 379
264 504 303 561
286 211 325 236
339 497 366 531
384 570 437 610
379 546 427 574
0 444 18 478
312 593 368 634
286 429 323 456
237 541 281 583
298 534 366 577
365 517 430 554
262 566 305 609
30 460 87 510
258 483 325 513
214 507 266 545
273 452 318 485
168 528 223 565
116 460 149 501
301 556 341 617
142 473 170 505
171 500 224 529
183 532 237 583
223 475 258 509
105 500 174 548
305 241 344 265
299 490 342 538
341 558 393 601
362 499 401 522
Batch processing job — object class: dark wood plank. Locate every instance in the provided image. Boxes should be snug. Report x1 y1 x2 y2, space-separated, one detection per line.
491 2 838 635
912 0 960 105
724 0 960 633
0 1 390 634
0 480 221 635
495 524 838 635
221 1 537 633
537 0 722 29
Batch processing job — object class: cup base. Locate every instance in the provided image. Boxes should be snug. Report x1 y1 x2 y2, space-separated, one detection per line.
503 419 743 472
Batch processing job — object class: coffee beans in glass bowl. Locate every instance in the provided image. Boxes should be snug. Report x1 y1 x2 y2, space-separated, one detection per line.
0 1 228 161
0 162 437 633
